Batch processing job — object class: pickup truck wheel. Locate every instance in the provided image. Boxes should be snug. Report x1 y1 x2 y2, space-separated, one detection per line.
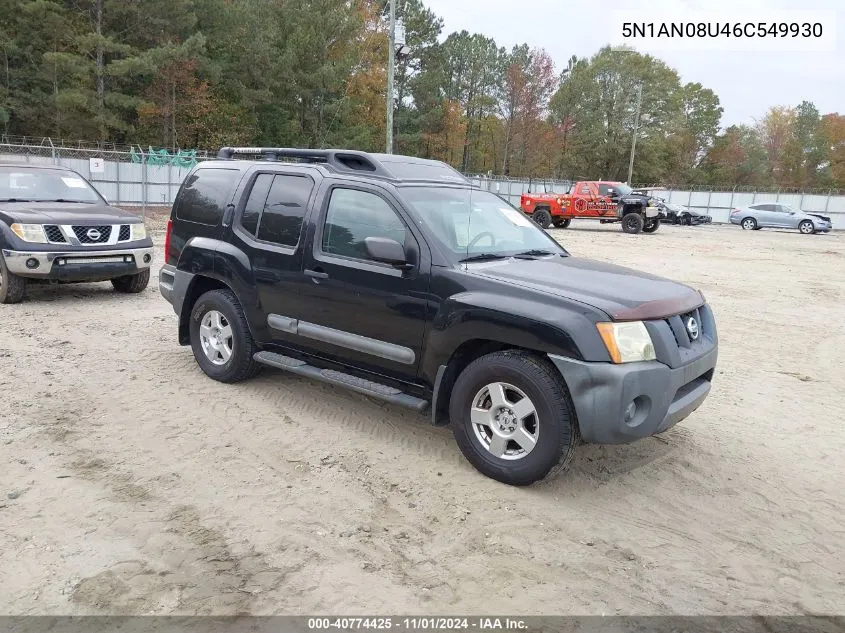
552 218 571 229
189 289 261 383
0 253 26 304
532 209 552 229
621 213 644 234
798 220 815 235
111 269 150 293
449 350 577 486
642 218 660 233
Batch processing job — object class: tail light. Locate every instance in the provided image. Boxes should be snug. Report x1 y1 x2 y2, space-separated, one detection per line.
730 208 740 216
164 219 173 264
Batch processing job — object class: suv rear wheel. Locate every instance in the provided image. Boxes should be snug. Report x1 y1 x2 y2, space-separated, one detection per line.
449 350 577 486
189 289 261 383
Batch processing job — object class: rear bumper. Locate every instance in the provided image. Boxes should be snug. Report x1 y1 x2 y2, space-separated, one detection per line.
158 263 193 316
2 246 154 281
549 346 717 444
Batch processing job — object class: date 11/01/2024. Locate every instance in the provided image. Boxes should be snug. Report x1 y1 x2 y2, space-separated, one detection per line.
307 617 528 631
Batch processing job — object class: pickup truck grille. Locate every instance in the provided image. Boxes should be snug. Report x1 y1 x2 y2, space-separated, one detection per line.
72 225 112 244
44 225 67 243
118 225 131 241
645 303 716 369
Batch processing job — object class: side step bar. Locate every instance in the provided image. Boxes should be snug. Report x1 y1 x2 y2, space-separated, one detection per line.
254 351 430 412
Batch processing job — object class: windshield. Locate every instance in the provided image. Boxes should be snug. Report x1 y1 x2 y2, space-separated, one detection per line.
613 183 633 196
0 167 103 203
401 187 565 262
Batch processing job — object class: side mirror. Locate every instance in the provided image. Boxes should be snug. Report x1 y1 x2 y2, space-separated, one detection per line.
364 237 410 268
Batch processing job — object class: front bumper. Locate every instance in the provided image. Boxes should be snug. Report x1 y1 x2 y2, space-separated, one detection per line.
549 347 717 444
2 247 154 281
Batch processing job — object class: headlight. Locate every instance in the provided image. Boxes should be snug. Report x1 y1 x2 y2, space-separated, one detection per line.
131 223 147 240
596 321 656 364
10 223 47 243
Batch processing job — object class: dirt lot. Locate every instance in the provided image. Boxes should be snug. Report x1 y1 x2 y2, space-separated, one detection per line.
1 219 843 615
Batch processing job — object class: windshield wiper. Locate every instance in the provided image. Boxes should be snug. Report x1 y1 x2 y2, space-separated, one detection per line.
0 198 35 202
459 253 509 263
512 249 560 259
36 199 88 203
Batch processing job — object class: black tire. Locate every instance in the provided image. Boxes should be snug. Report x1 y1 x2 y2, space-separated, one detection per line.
449 350 578 486
552 218 571 229
0 253 26 304
111 269 150 293
621 213 644 234
642 218 660 233
741 217 757 230
798 220 815 235
683 215 692 226
189 288 261 383
532 208 552 229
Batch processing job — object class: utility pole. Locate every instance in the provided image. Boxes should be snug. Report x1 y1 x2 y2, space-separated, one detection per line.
627 83 642 184
386 0 396 154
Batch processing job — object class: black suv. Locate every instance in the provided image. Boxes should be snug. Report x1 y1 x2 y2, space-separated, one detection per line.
159 148 718 485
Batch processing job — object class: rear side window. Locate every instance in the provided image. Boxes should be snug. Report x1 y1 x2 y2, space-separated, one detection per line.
240 174 273 236
239 173 314 247
257 175 313 246
175 168 239 225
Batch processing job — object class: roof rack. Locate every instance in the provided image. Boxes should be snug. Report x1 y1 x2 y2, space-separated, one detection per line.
216 147 393 178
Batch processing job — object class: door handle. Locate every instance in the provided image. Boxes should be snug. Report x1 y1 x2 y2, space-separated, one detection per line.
222 203 235 228
305 268 329 282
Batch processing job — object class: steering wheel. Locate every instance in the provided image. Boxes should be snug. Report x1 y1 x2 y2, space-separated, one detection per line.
467 231 496 251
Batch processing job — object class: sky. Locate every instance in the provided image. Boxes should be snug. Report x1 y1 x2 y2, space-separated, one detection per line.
421 0 843 129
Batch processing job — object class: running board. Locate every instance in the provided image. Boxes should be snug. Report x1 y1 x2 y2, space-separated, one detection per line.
253 351 430 412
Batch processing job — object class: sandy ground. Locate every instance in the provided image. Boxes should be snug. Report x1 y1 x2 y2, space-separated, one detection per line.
1 219 843 616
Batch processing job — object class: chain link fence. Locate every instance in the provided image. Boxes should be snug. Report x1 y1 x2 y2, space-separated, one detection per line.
0 138 211 215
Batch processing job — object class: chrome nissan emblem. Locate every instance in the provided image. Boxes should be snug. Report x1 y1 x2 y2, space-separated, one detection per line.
686 317 700 341
86 228 102 241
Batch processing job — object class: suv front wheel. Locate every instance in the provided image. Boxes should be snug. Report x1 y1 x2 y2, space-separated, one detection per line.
449 350 578 486
189 288 261 383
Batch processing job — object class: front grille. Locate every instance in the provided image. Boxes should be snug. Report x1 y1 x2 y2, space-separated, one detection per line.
72 225 111 244
44 225 66 243
646 303 715 369
118 225 131 241
663 307 705 349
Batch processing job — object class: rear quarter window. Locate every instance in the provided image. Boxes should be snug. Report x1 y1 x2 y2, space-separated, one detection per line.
175 168 240 225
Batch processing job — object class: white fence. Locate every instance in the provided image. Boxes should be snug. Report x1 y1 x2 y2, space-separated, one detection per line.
469 176 845 226
2 147 843 226
0 147 195 212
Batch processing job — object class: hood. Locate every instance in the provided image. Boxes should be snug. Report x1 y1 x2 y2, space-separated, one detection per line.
470 256 704 320
806 212 831 223
0 201 141 224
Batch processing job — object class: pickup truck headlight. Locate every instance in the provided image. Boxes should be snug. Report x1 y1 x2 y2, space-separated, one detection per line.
131 223 147 240
10 223 47 244
596 321 656 363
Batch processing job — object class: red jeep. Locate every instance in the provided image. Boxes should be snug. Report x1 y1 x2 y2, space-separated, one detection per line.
520 181 661 234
